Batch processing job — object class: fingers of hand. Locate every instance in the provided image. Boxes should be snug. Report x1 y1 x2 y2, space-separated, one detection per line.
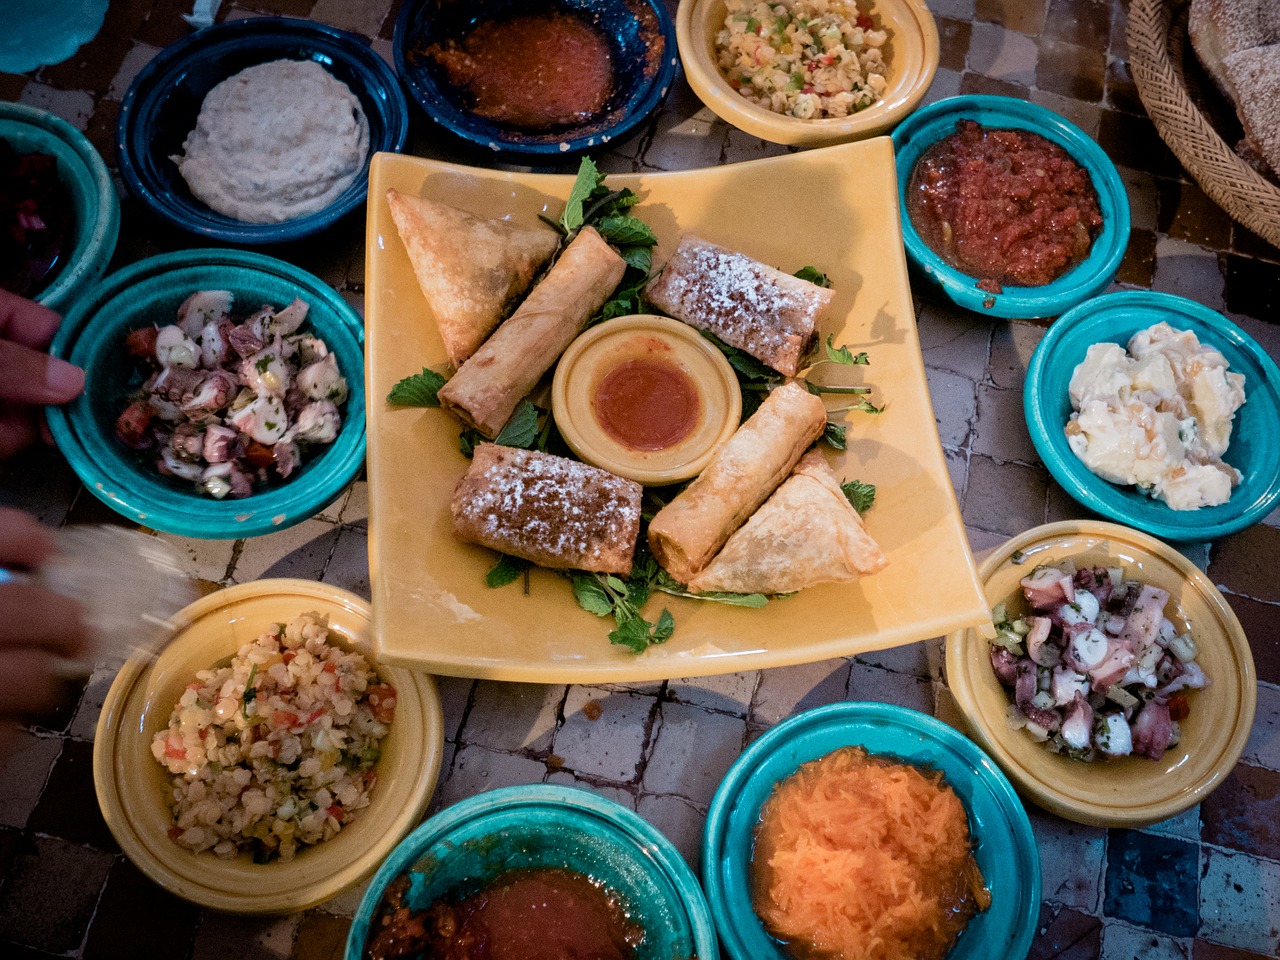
0 648 66 716
0 408 43 461
0 583 89 658
0 509 54 568
0 339 85 406
0 289 61 350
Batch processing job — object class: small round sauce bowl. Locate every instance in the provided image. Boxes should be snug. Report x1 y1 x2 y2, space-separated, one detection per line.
552 315 742 486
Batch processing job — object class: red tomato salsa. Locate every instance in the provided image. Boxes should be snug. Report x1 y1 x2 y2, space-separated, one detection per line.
364 867 645 960
593 355 700 452
426 11 614 131
906 120 1104 294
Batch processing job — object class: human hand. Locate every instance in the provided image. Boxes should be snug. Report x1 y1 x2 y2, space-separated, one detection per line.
0 288 85 459
0 507 89 750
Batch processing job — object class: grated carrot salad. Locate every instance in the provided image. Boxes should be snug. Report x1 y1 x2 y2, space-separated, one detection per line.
751 746 990 960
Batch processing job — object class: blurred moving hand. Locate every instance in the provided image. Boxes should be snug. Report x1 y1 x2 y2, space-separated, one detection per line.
0 287 85 458
0 290 89 749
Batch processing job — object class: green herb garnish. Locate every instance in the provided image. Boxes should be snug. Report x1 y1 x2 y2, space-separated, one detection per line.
242 663 258 720
486 554 529 588
841 479 877 513
387 368 447 407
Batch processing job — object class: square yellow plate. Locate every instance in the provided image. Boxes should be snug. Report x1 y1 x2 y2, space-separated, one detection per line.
365 142 987 682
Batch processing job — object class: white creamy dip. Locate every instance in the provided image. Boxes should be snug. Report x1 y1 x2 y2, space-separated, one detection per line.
1065 321 1246 510
172 59 369 224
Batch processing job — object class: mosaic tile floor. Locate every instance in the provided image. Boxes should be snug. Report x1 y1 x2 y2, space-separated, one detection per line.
1 1 1278 958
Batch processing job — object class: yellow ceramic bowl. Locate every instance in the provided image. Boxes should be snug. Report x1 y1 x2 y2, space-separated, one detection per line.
93 579 444 914
551 315 742 486
945 521 1256 828
676 0 940 147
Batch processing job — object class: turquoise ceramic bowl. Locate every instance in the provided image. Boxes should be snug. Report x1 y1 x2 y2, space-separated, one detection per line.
47 249 366 538
346 783 718 960
892 95 1129 319
1025 290 1280 542
704 702 1040 960
0 101 119 313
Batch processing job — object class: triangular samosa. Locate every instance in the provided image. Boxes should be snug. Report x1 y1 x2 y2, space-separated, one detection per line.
687 450 886 595
386 189 559 366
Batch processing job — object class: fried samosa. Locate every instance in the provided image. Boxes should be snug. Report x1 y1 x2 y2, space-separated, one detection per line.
386 189 559 367
686 450 886 595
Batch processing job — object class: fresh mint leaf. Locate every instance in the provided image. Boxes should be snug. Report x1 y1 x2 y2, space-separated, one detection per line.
387 368 447 406
653 569 769 607
570 573 615 617
595 215 657 248
651 609 675 643
620 245 652 274
609 614 654 653
486 555 529 588
824 334 869 366
823 420 848 449
562 157 604 233
841 479 877 513
459 429 482 458
794 265 832 288
494 399 540 449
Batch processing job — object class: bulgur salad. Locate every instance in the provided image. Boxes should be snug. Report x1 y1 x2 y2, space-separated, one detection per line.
715 0 890 120
151 612 396 862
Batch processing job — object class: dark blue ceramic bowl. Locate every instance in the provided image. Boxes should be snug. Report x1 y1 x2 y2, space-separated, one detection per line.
117 17 409 245
393 0 677 161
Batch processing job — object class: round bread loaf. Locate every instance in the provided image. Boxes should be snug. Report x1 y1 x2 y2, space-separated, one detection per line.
1188 0 1280 178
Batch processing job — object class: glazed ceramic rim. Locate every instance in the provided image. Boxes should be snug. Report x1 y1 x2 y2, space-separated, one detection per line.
345 782 720 960
1025 290 1280 541
551 314 743 485
46 248 367 538
0 101 120 314
703 701 1040 960
944 520 1258 827
392 0 678 159
891 94 1131 318
92 579 445 915
677 0 940 147
116 16 409 244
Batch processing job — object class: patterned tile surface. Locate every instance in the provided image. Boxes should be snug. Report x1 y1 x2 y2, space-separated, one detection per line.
1 0 1278 957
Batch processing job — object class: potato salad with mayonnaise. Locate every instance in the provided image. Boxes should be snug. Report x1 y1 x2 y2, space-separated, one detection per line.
1065 322 1246 510
114 290 348 499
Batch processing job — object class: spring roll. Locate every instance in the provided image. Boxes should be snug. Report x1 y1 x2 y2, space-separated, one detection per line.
386 189 559 367
687 450 886 594
645 234 835 377
438 226 627 437
452 443 643 575
647 381 827 584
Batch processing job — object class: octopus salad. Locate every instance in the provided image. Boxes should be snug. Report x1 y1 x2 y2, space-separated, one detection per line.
988 561 1208 761
115 290 348 499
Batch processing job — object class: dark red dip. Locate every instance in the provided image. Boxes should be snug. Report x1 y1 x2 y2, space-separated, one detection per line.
593 355 700 452
364 867 645 960
906 120 1104 294
0 138 74 298
426 10 614 131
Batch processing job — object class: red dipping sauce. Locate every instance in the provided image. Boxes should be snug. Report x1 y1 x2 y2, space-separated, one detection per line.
906 120 1104 294
593 356 701 452
426 10 614 130
364 868 644 960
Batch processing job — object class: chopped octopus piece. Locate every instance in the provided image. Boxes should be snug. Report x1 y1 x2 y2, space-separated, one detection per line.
988 562 1207 762
114 291 345 500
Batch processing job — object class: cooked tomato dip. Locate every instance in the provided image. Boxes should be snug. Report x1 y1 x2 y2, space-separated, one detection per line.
593 355 701 451
907 119 1104 294
0 138 74 298
426 10 614 130
364 867 645 960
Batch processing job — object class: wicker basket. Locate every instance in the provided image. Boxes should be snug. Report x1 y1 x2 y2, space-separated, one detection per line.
1128 0 1280 249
